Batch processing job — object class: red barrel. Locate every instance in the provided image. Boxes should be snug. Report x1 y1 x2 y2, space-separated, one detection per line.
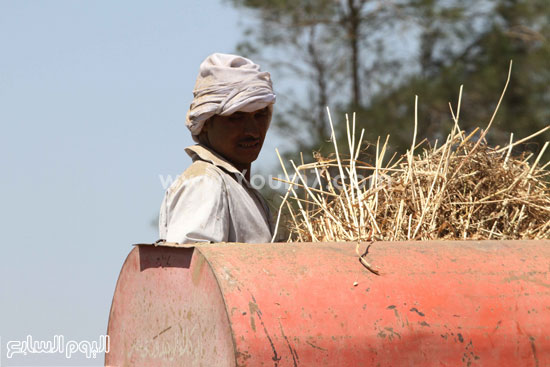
105 240 550 366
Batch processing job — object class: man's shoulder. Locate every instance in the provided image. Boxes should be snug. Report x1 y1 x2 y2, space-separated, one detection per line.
167 160 225 195
182 160 221 180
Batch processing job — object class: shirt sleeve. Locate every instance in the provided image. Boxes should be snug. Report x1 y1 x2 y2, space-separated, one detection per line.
159 173 230 244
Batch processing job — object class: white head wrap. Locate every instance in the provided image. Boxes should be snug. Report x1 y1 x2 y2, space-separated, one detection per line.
186 53 276 140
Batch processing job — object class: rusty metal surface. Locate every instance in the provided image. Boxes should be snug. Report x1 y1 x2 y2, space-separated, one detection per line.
105 246 235 367
106 240 550 366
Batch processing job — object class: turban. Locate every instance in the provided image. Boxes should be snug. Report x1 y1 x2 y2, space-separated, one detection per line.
186 53 276 140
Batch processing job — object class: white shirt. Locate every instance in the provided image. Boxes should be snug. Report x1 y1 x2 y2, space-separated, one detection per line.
159 145 273 244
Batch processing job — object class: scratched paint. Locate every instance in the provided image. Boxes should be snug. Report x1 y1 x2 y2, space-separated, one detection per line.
200 240 550 367
105 246 236 367
106 240 550 366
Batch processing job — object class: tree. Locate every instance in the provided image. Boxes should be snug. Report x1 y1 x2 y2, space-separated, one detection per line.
353 0 550 156
230 0 411 156
230 0 550 161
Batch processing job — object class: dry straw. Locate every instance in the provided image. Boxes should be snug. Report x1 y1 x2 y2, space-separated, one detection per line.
272 61 550 244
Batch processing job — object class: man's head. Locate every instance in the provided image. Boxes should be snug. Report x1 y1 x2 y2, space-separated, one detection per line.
186 53 275 170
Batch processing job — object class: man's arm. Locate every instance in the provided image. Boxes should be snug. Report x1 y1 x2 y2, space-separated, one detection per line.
159 174 229 244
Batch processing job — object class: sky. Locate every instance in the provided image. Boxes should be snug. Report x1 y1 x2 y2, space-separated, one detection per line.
0 1 283 365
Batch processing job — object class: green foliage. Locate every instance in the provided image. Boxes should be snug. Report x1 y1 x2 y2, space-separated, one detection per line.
351 0 550 158
229 0 550 164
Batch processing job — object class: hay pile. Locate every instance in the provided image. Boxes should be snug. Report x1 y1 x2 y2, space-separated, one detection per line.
273 65 550 243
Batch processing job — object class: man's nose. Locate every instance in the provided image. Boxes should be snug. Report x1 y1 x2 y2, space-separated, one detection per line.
242 115 261 138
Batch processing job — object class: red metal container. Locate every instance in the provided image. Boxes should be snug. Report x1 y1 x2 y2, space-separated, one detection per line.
105 240 550 366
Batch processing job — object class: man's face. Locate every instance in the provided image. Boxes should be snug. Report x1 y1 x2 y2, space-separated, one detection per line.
201 107 271 170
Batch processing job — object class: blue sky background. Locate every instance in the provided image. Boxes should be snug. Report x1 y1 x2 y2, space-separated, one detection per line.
0 1 283 365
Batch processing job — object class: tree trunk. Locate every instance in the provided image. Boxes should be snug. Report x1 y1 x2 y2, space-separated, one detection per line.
347 0 362 106
307 26 329 140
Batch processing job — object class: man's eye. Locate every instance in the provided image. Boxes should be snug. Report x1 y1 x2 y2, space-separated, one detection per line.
255 109 269 117
229 114 244 120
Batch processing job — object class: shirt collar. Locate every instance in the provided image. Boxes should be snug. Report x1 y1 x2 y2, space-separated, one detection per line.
185 144 272 228
185 144 244 178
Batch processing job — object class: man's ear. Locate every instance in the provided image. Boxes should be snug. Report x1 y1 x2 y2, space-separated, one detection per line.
201 120 209 132
197 119 210 145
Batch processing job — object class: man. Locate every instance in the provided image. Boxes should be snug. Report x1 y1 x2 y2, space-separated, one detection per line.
158 53 276 244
